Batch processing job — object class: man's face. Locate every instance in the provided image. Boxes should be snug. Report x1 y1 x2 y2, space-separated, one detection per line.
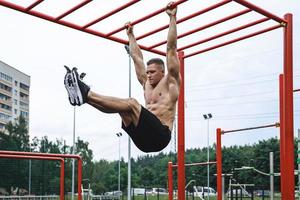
146 63 164 86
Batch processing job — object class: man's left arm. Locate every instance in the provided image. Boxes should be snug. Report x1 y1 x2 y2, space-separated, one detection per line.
166 2 180 83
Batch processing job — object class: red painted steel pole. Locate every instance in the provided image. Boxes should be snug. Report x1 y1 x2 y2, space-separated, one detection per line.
82 0 140 29
178 17 269 52
136 0 232 41
60 160 65 200
149 8 251 49
283 13 295 200
216 128 222 200
106 0 188 37
78 158 83 200
0 1 166 57
26 0 44 11
184 24 282 59
279 74 286 199
168 162 173 200
55 0 92 21
177 51 185 200
233 0 286 24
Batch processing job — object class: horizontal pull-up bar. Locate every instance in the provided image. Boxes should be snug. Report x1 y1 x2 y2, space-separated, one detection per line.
185 24 282 58
105 0 188 37
82 0 140 30
178 17 269 52
233 0 286 24
294 89 300 92
55 0 92 22
149 8 251 49
26 0 44 11
136 0 232 41
172 161 217 168
222 122 280 134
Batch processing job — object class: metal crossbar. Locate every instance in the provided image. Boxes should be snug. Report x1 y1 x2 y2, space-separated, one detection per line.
0 0 285 58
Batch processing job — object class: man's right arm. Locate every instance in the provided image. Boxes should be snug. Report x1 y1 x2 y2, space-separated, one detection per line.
126 23 147 87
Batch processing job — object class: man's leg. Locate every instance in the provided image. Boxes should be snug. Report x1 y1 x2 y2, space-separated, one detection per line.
87 91 141 127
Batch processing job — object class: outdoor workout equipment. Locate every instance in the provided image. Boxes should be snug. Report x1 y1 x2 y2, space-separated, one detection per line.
0 1 295 199
168 161 216 200
216 123 280 200
0 150 83 200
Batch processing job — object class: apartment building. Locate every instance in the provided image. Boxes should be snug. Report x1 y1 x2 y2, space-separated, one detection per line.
0 60 30 130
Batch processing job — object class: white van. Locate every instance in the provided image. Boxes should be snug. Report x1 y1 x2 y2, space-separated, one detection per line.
146 188 168 196
193 186 217 197
132 188 146 196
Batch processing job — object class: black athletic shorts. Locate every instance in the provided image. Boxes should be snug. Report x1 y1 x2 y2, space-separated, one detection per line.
122 106 171 153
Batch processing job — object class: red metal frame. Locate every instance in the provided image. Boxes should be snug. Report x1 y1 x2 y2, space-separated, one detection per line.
168 161 216 200
0 151 83 200
0 1 295 199
283 13 294 199
177 51 185 200
216 123 280 200
0 154 65 200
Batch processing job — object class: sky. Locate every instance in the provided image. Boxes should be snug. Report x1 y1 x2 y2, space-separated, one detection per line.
0 0 299 162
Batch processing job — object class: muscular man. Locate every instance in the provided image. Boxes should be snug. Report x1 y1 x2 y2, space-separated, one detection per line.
64 2 181 153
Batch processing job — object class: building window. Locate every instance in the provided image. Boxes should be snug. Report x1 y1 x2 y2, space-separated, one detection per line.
20 82 30 91
14 99 17 105
0 103 12 111
14 89 18 96
0 93 11 101
0 113 12 121
0 72 12 82
15 81 18 86
0 82 12 92
14 109 17 114
20 111 28 118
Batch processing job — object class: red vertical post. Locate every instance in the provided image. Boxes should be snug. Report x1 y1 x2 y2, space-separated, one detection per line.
177 51 185 200
283 13 295 200
78 158 83 200
168 162 173 200
60 159 65 200
279 74 286 199
216 128 222 200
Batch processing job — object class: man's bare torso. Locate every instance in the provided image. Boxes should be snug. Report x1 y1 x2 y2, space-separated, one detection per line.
144 75 179 131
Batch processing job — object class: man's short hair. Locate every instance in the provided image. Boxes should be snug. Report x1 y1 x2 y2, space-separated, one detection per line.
147 58 165 71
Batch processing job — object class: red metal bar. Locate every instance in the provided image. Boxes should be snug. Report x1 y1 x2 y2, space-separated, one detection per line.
222 122 279 134
216 128 222 200
105 0 188 37
184 24 282 59
178 17 270 52
0 1 165 57
149 8 251 49
168 162 173 200
82 0 140 29
279 74 286 199
60 160 65 200
26 0 44 11
172 161 216 167
0 150 82 200
177 51 185 200
0 154 64 200
55 0 92 21
136 0 232 41
78 158 83 200
233 0 286 24
283 13 295 200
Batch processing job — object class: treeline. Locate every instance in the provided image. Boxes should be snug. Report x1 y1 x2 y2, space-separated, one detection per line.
0 117 298 195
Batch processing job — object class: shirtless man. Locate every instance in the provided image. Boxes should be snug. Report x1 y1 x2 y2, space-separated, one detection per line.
64 2 181 153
